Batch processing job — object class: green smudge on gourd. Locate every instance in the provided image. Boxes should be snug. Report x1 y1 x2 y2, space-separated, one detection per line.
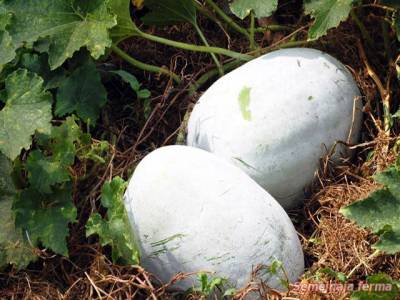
233 157 261 173
238 86 252 121
151 233 185 248
150 234 185 257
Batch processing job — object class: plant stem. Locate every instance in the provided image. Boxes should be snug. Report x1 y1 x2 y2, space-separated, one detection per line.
193 1 228 32
135 29 253 61
357 41 391 136
249 12 256 51
203 0 250 38
350 10 374 49
189 39 311 94
189 60 243 95
254 25 293 32
252 40 310 57
111 45 181 84
193 23 224 76
382 16 392 61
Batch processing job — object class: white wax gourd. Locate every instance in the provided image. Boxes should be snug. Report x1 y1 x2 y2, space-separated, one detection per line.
187 48 362 208
124 146 304 290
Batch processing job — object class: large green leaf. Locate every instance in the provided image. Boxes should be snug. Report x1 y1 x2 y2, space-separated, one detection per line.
141 0 197 26
0 69 52 160
304 0 354 40
0 32 15 67
86 177 140 265
55 59 108 123
0 153 37 269
20 53 67 89
341 164 400 254
13 184 77 256
229 0 278 20
0 0 117 69
27 117 82 193
109 0 136 39
0 152 13 195
0 197 38 269
0 7 16 67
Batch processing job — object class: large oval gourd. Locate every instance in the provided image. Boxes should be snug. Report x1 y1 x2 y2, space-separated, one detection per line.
124 146 304 290
187 48 362 209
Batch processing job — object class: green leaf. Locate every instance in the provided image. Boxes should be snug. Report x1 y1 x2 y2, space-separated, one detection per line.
0 31 15 67
13 184 77 256
0 69 52 160
45 116 81 166
0 152 14 195
0 7 11 30
229 0 278 20
109 0 136 39
137 89 151 99
111 70 141 91
20 53 67 89
141 0 197 26
317 267 348 283
223 288 237 297
0 8 16 67
0 0 117 69
56 59 108 123
86 177 140 265
304 0 354 40
0 153 37 269
26 150 70 194
341 165 400 254
194 273 226 296
78 139 109 164
350 273 398 300
0 197 37 269
111 70 152 111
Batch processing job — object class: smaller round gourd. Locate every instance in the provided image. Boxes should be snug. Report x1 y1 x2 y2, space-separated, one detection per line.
124 146 304 290
187 48 362 209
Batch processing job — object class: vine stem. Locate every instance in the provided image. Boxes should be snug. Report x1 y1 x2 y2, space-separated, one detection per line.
249 12 256 51
203 0 250 38
111 45 181 83
193 23 224 76
188 60 243 95
350 10 374 49
189 39 311 94
382 15 392 61
193 1 230 35
254 39 310 57
135 28 253 61
357 41 391 136
254 25 293 32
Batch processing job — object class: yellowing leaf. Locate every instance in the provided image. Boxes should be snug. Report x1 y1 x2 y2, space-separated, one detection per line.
133 0 144 9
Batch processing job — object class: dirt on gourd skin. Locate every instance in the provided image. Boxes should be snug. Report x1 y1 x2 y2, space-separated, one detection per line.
1 2 400 300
